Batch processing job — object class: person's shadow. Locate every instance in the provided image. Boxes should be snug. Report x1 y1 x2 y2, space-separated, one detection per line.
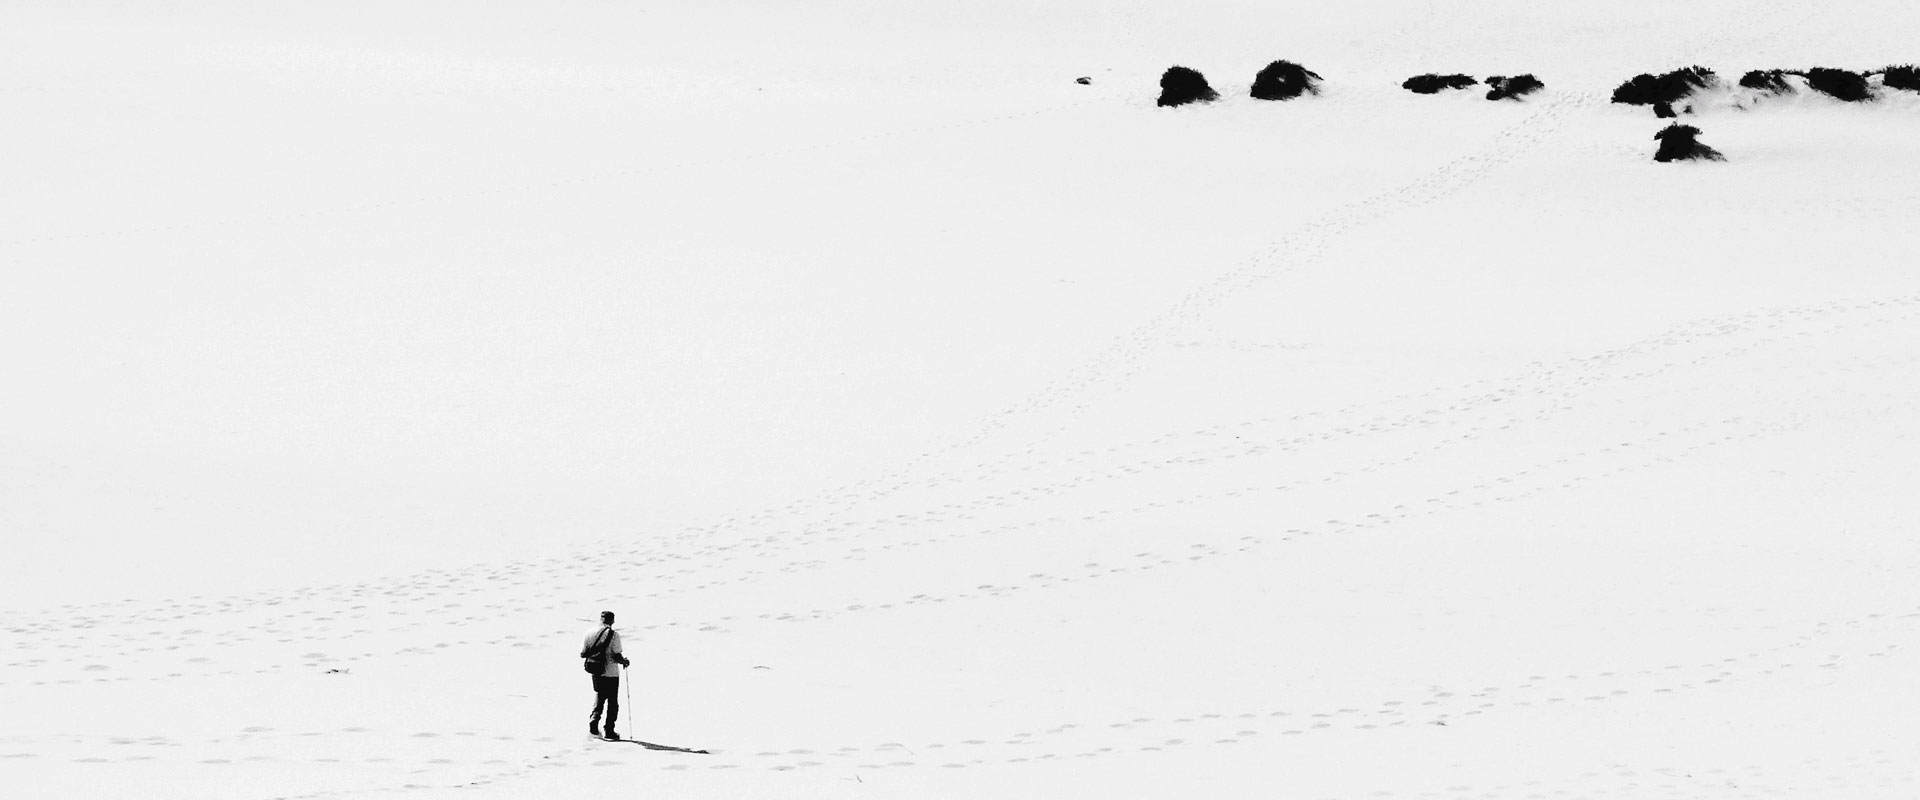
611 739 710 754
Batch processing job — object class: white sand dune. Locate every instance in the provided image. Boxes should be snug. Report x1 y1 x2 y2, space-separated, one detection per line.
4 1 1918 798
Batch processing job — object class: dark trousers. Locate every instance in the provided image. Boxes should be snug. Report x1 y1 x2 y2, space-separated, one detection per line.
590 675 620 729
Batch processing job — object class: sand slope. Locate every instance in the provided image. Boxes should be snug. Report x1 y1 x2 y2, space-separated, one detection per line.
3 1 1918 798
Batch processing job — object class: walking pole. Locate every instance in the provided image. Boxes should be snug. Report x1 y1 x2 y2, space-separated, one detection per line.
624 664 634 739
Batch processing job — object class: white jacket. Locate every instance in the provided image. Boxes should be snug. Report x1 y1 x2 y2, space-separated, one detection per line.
581 626 625 678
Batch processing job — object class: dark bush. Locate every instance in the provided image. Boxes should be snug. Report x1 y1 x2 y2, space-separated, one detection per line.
1653 123 1724 162
1250 60 1323 101
1878 64 1920 93
1803 67 1873 101
1613 73 1663 103
1158 65 1219 107
1611 66 1716 105
1485 74 1544 101
1654 101 1678 118
1739 69 1794 93
1402 73 1477 94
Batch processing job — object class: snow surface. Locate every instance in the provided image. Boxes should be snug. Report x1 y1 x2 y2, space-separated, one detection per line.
4 1 1919 797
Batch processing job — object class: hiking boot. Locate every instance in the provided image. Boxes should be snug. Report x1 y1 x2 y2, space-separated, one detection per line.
588 721 601 737
603 729 621 741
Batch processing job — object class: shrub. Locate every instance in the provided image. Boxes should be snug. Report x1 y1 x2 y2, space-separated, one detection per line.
1654 101 1678 118
1653 123 1724 162
1250 60 1323 101
1158 65 1219 107
1402 73 1477 94
1485 74 1544 101
1879 64 1920 93
1803 67 1873 101
1739 69 1794 93
1613 73 1663 103
1611 66 1717 105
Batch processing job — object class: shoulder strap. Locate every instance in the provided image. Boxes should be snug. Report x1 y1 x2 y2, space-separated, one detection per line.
587 627 612 658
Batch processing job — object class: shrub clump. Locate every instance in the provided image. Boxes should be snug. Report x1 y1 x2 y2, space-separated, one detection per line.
1612 66 1717 106
1485 74 1544 101
1802 67 1873 101
1250 60 1323 101
1739 69 1794 93
1402 73 1478 94
1877 64 1919 93
1158 66 1220 107
1653 123 1724 162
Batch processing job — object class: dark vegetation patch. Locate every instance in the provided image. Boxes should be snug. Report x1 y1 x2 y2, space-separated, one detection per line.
1653 123 1724 162
1485 74 1544 101
1157 66 1219 107
1803 67 1873 101
1402 73 1478 94
1250 60 1323 100
1738 69 1791 93
1611 66 1717 106
1876 64 1919 93
1739 69 1794 93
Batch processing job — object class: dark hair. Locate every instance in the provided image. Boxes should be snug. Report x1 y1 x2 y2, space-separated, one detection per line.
601 610 616 623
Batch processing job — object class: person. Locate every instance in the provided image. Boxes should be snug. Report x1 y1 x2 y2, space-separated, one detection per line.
581 610 631 740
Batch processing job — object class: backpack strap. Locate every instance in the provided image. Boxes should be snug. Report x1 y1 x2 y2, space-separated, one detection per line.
585 627 612 659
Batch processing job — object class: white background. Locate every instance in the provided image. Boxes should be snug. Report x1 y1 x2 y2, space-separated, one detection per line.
3 1 1917 797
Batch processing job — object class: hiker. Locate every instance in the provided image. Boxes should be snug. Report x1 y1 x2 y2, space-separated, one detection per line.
581 610 630 740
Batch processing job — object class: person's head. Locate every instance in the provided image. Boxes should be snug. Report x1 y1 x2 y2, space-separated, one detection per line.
601 610 615 625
